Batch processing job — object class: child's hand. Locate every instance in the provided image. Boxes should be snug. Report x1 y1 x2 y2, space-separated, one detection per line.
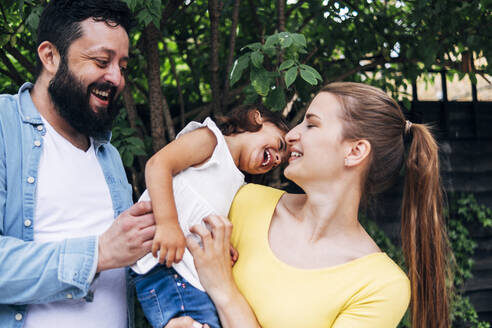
230 244 239 266
152 222 186 267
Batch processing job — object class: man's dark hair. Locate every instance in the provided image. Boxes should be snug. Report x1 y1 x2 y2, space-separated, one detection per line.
215 104 290 136
36 0 134 77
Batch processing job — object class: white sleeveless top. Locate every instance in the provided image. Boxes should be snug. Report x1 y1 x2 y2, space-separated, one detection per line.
132 118 245 291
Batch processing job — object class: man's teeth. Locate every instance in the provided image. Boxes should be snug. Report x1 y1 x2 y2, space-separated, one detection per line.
93 89 109 98
291 151 302 158
262 150 271 166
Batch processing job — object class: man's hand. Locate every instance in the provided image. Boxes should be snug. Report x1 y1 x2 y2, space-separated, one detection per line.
152 221 186 267
97 201 155 272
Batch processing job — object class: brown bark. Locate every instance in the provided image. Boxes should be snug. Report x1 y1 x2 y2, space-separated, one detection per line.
143 23 168 152
223 0 241 102
277 0 286 32
208 0 222 115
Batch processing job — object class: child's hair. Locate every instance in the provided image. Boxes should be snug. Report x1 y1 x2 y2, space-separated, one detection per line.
215 104 289 136
320 82 452 328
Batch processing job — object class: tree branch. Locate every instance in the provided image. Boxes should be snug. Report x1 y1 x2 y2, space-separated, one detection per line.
223 0 240 102
208 0 222 115
0 49 25 86
4 44 36 76
143 23 169 151
286 0 308 18
277 0 286 32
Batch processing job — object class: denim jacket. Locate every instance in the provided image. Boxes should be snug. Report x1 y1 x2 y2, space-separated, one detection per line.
0 83 135 327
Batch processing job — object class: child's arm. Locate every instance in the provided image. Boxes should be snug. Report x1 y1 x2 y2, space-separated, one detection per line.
145 127 217 267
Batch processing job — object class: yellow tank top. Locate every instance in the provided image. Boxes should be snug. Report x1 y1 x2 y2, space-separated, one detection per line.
229 184 410 328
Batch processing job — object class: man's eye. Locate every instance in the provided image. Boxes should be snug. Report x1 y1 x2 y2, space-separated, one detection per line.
120 66 128 73
95 59 109 67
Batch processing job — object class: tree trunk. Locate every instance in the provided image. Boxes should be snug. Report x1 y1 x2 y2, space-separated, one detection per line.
223 0 241 104
144 23 168 152
277 0 286 32
208 0 222 116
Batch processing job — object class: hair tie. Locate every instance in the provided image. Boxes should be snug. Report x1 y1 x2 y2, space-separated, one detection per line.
405 120 412 134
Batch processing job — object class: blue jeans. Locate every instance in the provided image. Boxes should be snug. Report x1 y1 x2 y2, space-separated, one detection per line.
131 265 221 328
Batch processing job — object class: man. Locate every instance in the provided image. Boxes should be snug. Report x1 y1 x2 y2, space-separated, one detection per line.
0 1 155 327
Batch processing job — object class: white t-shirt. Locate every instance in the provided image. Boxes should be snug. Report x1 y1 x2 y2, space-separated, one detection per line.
132 118 245 291
24 118 127 328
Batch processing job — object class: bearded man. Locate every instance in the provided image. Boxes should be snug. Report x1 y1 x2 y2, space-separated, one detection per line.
0 1 156 327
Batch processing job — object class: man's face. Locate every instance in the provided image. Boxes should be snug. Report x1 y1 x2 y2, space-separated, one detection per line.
48 18 129 138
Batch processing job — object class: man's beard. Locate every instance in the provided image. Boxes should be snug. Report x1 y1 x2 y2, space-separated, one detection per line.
48 59 120 139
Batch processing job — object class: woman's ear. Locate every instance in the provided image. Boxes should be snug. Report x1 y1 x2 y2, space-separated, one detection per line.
37 41 61 77
344 139 371 167
253 110 263 125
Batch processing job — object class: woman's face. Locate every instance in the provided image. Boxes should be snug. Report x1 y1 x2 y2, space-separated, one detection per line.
284 92 352 184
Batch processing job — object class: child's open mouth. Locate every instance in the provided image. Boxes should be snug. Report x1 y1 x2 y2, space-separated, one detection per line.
261 149 272 167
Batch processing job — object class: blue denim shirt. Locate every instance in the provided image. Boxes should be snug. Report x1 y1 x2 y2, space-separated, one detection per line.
0 83 135 327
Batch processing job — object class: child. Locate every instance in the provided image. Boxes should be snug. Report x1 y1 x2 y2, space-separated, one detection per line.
130 105 289 328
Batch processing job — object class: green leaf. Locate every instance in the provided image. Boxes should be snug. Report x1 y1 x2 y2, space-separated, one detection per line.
264 33 279 50
291 33 307 48
265 88 287 112
284 66 298 88
250 67 273 96
122 151 134 167
299 64 323 81
251 51 264 68
127 136 145 148
230 53 250 86
279 59 295 71
241 42 262 51
279 34 293 49
300 69 318 85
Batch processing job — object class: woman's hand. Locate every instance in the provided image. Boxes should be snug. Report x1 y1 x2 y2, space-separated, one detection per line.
187 214 261 328
164 316 209 328
186 214 235 306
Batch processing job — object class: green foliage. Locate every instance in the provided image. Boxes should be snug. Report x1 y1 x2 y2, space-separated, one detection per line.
230 31 322 111
362 193 492 327
111 110 147 167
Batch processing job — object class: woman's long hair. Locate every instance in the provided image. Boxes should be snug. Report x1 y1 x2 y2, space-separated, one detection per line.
321 82 451 328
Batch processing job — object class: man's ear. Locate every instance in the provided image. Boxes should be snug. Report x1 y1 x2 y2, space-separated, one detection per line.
37 41 61 76
344 139 371 167
253 110 263 125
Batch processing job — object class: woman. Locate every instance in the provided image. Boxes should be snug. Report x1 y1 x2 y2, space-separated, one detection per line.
167 82 451 328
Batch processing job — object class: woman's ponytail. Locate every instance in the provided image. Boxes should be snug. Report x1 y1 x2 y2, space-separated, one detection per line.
321 82 452 327
401 123 451 328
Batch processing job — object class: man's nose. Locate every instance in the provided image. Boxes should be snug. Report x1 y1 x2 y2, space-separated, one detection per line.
104 63 124 87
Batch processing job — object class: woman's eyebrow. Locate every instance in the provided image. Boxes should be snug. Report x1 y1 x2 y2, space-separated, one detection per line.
305 113 321 120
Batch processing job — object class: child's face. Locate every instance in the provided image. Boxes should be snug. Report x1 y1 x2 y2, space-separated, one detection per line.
237 122 288 174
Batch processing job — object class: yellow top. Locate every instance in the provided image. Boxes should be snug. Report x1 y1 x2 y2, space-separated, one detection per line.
229 184 411 328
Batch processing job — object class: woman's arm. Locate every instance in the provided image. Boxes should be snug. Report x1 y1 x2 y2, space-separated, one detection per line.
187 214 261 328
145 127 216 266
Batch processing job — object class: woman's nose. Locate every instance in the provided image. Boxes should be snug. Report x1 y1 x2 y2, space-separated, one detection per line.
285 127 300 144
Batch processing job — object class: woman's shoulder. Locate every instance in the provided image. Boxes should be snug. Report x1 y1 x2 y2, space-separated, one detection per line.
229 184 285 222
233 183 285 205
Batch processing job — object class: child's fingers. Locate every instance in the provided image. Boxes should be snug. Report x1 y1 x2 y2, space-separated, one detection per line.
166 248 176 268
152 241 160 258
175 246 185 263
158 246 168 264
